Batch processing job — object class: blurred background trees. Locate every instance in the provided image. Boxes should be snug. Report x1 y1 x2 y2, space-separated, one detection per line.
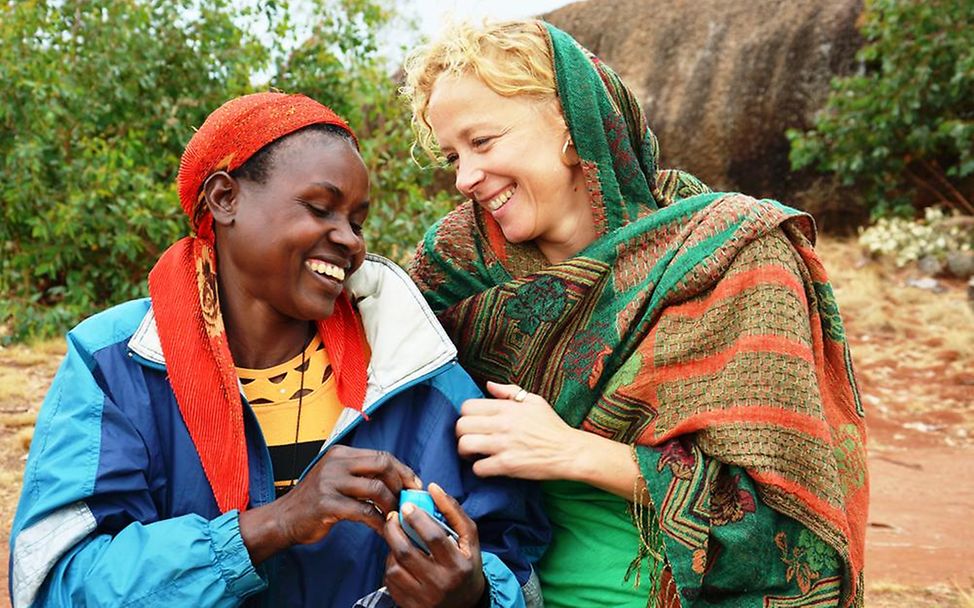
1 0 262 339
0 0 451 341
1 0 971 342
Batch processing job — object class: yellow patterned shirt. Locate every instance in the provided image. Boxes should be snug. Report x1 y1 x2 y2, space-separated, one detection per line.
237 334 343 497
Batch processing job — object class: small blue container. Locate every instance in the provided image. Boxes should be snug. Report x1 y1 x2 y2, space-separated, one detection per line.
398 489 458 552
399 489 444 521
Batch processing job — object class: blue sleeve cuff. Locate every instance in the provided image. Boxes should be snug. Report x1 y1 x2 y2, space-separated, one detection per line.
481 551 526 608
210 510 267 598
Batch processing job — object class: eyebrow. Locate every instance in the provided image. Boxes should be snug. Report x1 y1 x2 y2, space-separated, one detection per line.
306 182 370 209
310 181 343 197
441 122 494 149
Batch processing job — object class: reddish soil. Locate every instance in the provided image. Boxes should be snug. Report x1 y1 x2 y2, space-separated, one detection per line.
867 448 974 586
861 352 974 593
830 237 974 606
858 362 974 604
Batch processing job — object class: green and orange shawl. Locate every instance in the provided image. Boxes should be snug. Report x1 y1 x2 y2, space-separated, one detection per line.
408 23 867 608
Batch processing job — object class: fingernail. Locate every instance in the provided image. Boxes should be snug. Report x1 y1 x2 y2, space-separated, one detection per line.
429 482 441 494
386 510 397 521
402 503 415 515
413 475 422 488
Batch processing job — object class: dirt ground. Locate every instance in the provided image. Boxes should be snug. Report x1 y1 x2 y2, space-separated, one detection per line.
0 237 972 607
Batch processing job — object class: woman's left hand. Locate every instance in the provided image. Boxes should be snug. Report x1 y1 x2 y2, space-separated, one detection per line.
456 381 582 480
382 483 486 608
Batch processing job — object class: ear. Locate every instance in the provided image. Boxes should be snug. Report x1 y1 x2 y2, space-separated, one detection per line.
203 171 239 227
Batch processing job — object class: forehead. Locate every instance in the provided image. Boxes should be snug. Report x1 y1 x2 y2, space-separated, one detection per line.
268 133 369 195
427 73 540 142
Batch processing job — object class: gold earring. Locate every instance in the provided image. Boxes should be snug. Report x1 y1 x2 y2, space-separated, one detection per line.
560 135 577 166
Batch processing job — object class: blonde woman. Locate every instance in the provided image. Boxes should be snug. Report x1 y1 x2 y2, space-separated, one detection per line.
403 20 868 608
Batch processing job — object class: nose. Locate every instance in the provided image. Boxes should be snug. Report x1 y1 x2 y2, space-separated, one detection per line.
329 219 363 254
454 159 484 199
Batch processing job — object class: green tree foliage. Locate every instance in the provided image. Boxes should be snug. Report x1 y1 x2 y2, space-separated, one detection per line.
0 0 451 342
0 0 267 340
267 0 453 263
788 0 974 218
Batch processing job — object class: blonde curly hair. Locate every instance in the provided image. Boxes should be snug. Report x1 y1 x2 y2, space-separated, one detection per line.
400 19 559 160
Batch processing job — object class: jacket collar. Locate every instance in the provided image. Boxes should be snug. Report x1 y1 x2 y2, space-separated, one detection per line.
129 254 457 429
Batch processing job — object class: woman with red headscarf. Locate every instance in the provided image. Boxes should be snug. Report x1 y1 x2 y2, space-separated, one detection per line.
9 93 548 608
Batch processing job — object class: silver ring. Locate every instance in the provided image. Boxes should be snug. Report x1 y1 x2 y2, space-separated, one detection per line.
512 388 528 403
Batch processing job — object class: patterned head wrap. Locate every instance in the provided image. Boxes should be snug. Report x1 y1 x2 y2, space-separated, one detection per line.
408 23 866 607
148 93 368 514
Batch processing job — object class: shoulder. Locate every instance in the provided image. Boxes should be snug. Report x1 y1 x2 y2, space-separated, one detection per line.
673 193 813 283
729 226 807 276
407 202 479 285
426 361 483 409
66 298 151 362
349 255 460 399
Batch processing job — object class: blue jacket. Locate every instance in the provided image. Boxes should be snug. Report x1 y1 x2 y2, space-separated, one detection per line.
9 255 549 608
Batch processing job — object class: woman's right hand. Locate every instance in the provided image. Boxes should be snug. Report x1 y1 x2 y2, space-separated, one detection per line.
240 445 422 565
382 483 486 608
459 382 646 502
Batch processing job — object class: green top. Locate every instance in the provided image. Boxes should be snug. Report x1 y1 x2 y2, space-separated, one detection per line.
538 480 654 608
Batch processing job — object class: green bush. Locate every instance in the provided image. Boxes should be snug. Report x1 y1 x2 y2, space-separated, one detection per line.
788 0 974 218
267 0 454 264
0 0 451 342
0 0 265 341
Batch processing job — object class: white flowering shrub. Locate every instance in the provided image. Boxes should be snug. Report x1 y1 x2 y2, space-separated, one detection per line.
858 207 974 267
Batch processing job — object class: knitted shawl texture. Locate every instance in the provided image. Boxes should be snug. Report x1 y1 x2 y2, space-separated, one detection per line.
407 23 867 608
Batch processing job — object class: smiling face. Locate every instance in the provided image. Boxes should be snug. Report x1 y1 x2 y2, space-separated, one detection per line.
427 72 596 263
213 130 370 326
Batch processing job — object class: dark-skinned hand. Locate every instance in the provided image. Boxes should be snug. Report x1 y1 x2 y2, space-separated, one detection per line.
240 445 422 565
382 482 486 608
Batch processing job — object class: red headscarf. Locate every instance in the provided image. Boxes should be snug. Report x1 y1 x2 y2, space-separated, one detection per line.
148 93 368 513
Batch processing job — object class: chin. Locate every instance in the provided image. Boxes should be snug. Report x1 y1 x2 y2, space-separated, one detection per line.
499 226 533 245
293 297 338 322
314 302 338 321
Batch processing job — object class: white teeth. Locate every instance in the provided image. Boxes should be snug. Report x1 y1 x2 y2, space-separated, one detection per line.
485 185 516 211
306 260 346 281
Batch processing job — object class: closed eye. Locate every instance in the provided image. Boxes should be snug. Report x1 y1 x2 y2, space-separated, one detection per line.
301 202 330 218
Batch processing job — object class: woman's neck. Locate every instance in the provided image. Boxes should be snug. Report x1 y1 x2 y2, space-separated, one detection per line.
225 318 313 370
536 174 598 264
537 224 597 264
217 277 313 370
